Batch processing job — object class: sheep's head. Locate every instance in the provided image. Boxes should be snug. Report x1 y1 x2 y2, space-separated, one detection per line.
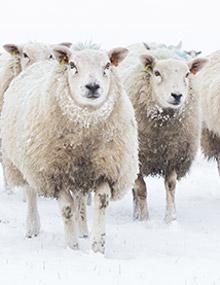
53 46 128 109
140 54 207 109
3 42 54 70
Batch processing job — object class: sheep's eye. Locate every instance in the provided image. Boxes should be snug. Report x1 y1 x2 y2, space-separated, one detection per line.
185 72 190 78
69 61 78 72
154 71 161 77
105 62 111 70
49 54 53 59
23 52 29 58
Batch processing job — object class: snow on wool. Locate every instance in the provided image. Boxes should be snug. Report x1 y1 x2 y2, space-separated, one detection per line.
118 51 207 224
1 44 139 254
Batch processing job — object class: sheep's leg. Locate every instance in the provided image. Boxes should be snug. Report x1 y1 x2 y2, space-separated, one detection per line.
22 189 27 202
2 166 12 195
164 170 177 223
91 182 110 254
58 190 78 250
25 185 40 238
78 194 89 238
132 174 148 221
217 156 220 178
87 192 92 206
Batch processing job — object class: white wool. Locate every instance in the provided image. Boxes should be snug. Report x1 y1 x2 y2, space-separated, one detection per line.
195 50 220 138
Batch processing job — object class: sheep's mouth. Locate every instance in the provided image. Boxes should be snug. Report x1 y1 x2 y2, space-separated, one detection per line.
87 93 101 99
169 101 182 107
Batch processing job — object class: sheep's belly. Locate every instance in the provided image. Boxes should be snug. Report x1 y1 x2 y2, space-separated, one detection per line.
139 135 194 179
36 156 114 198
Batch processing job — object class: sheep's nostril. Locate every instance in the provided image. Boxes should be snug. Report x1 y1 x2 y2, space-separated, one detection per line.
171 93 182 103
85 83 100 94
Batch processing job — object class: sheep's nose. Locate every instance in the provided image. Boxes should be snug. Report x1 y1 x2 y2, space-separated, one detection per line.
171 93 182 104
85 83 100 95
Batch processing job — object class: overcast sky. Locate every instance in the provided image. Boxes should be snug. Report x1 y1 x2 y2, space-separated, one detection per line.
0 0 219 54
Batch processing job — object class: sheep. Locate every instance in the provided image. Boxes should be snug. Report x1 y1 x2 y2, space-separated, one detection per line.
118 53 207 223
1 45 139 253
196 51 220 172
0 41 72 113
0 42 71 192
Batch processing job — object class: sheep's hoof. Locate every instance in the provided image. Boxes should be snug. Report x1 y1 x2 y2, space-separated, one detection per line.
26 216 40 238
133 211 149 221
164 209 176 224
67 241 79 250
25 228 40 238
91 234 105 254
79 227 89 239
133 200 149 221
79 233 89 239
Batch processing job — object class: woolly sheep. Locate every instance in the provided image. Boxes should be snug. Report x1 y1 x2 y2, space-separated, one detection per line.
118 53 207 223
1 45 138 253
118 41 202 81
0 42 71 193
0 41 72 113
196 51 220 171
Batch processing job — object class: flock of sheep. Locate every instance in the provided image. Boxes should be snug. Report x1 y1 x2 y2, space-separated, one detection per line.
0 40 219 254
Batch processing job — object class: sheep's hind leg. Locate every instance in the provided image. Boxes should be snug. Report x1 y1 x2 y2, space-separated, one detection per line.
91 182 110 254
58 190 78 250
132 174 149 221
164 170 177 223
78 194 89 238
25 185 40 238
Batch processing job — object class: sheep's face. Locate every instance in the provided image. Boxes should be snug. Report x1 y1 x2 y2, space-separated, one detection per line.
3 42 53 70
141 55 208 109
19 43 53 70
151 59 191 109
53 46 128 109
67 50 113 108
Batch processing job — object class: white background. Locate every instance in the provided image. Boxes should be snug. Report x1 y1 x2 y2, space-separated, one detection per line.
0 0 219 53
1 2 220 284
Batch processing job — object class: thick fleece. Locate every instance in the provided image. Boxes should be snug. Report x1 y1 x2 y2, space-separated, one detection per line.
124 65 200 179
1 59 138 200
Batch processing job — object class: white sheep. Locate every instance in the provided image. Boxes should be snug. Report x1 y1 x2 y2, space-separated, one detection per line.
1 45 139 253
118 53 207 222
0 42 71 193
196 51 220 171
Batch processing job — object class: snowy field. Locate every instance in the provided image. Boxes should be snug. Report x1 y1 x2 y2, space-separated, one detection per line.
0 153 220 285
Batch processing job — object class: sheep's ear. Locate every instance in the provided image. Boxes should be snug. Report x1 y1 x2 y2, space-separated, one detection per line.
176 41 182 49
196 51 202 56
108 47 129 66
3 44 21 56
59 42 72 48
53 46 71 64
140 54 155 72
143 42 150 50
188 58 208 75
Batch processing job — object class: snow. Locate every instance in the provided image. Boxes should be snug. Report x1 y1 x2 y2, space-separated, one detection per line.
0 153 220 285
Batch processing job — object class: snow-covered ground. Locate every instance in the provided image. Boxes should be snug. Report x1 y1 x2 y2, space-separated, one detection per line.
0 153 220 285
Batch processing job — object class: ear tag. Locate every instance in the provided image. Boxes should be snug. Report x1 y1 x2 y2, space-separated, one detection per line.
144 66 149 72
60 59 65 66
11 51 17 56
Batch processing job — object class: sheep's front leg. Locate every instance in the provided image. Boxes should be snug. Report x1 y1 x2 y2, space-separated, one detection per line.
78 194 89 238
132 174 149 221
87 192 92 206
91 183 110 254
25 185 40 238
58 190 78 250
217 156 220 178
164 170 177 223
